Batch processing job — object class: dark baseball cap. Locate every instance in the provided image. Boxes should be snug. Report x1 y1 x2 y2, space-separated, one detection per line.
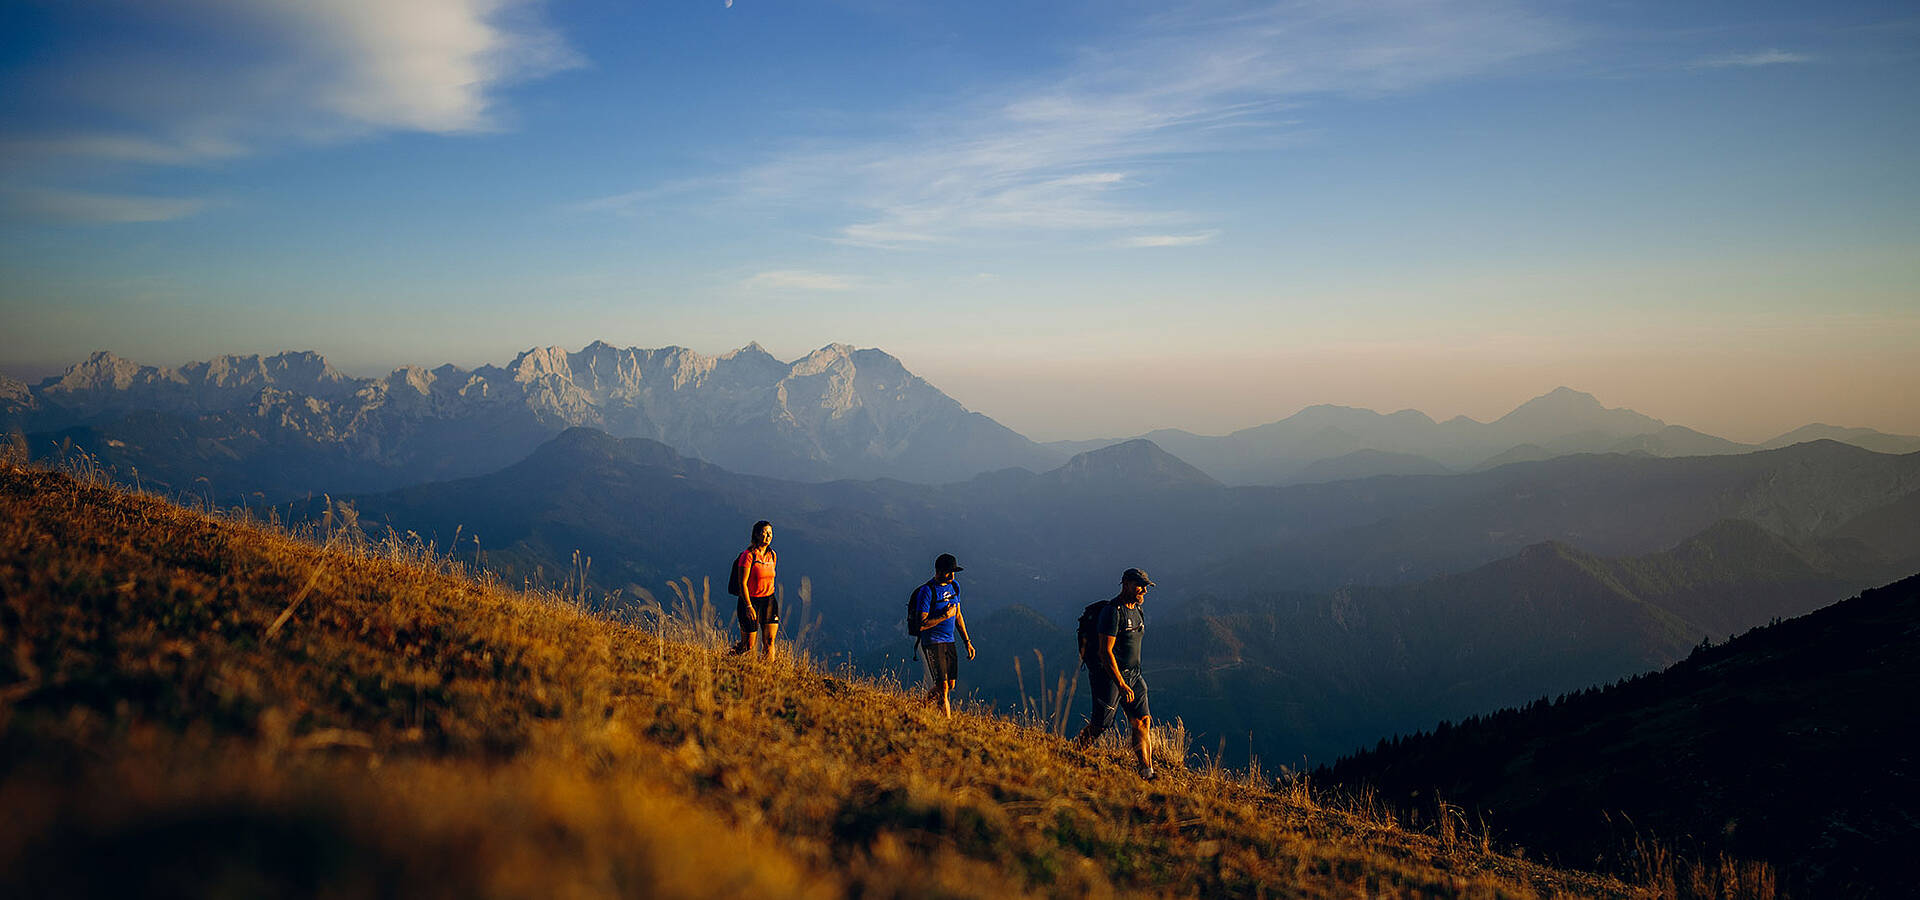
1121 567 1154 587
935 553 964 573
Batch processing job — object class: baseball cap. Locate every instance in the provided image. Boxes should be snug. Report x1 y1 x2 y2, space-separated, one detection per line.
1121 567 1154 587
935 553 964 573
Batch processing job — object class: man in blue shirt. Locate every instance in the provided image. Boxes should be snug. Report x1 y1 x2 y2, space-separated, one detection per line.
911 553 976 719
1075 567 1158 779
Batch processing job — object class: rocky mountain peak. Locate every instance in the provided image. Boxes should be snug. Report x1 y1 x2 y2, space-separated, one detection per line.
0 374 33 411
46 351 147 392
791 343 858 377
723 341 777 362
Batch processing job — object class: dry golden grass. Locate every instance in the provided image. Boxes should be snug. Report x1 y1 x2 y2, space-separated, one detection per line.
1 459 1643 898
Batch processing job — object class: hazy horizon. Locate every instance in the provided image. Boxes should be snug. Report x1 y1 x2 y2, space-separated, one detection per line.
4 1 1916 445
5 338 1915 447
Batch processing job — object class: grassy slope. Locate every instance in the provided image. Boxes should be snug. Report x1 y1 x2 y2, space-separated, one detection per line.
0 462 1632 899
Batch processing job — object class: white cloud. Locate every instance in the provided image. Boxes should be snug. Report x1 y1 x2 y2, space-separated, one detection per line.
744 269 860 291
1118 232 1219 248
4 189 212 224
8 0 578 170
586 0 1568 247
1689 49 1814 70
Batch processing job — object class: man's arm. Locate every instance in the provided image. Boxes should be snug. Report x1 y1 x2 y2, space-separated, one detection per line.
910 585 930 634
925 595 959 627
956 609 975 660
1100 634 1133 701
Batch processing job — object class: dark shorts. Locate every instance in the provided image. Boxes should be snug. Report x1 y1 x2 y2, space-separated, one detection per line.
1087 669 1150 732
922 641 959 684
736 593 779 630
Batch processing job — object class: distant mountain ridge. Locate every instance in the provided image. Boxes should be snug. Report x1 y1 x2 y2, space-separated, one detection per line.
4 343 1061 498
1047 387 1920 485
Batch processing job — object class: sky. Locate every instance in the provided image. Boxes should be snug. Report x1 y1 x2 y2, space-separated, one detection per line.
1 0 1916 443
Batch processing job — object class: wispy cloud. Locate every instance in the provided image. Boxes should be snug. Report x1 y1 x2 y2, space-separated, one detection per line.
1118 231 1219 248
3 188 214 224
3 189 212 224
743 269 860 291
1689 49 1815 70
6 0 578 172
583 0 1569 248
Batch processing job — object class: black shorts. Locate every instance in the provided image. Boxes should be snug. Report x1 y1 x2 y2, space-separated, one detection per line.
922 641 959 683
736 593 779 630
1087 669 1150 731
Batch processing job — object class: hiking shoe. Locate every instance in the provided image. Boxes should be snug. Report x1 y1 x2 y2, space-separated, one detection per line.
1139 765 1158 782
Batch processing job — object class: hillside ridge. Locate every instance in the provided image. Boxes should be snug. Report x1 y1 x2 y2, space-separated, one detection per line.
0 461 1652 898
1321 571 1920 899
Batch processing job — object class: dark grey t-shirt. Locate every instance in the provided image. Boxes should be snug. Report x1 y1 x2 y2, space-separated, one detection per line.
1097 601 1145 672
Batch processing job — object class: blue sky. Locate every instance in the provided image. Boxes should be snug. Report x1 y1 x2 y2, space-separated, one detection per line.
2 0 1916 441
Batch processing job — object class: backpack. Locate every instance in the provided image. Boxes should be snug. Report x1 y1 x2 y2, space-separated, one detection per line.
727 555 746 598
728 548 772 598
1076 599 1113 667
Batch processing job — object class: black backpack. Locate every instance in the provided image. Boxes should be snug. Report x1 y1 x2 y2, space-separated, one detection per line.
727 555 746 598
1076 598 1112 667
728 548 775 599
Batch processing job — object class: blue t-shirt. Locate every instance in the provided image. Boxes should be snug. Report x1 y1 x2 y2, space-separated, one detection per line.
912 581 960 643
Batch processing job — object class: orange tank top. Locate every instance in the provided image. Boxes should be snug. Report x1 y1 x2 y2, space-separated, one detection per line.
736 547 776 598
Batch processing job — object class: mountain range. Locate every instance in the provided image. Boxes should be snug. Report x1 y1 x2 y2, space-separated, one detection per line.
1 343 1058 499
1046 387 1920 484
9 345 1918 506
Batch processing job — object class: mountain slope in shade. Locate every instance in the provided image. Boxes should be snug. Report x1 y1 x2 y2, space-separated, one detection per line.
1294 449 1451 483
1321 572 1920 899
1831 487 1920 572
8 343 1062 499
1139 515 1877 765
1040 438 1220 489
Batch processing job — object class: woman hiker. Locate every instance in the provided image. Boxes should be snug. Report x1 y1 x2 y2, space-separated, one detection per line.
730 520 780 659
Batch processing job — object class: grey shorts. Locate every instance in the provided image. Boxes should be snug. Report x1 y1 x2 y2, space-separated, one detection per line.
922 641 959 683
1088 669 1150 731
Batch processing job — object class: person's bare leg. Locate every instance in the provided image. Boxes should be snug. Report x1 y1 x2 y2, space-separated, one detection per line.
761 622 779 660
733 629 757 656
940 679 955 719
1131 715 1153 770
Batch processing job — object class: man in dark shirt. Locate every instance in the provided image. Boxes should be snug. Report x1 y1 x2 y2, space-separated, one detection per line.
1075 567 1157 779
